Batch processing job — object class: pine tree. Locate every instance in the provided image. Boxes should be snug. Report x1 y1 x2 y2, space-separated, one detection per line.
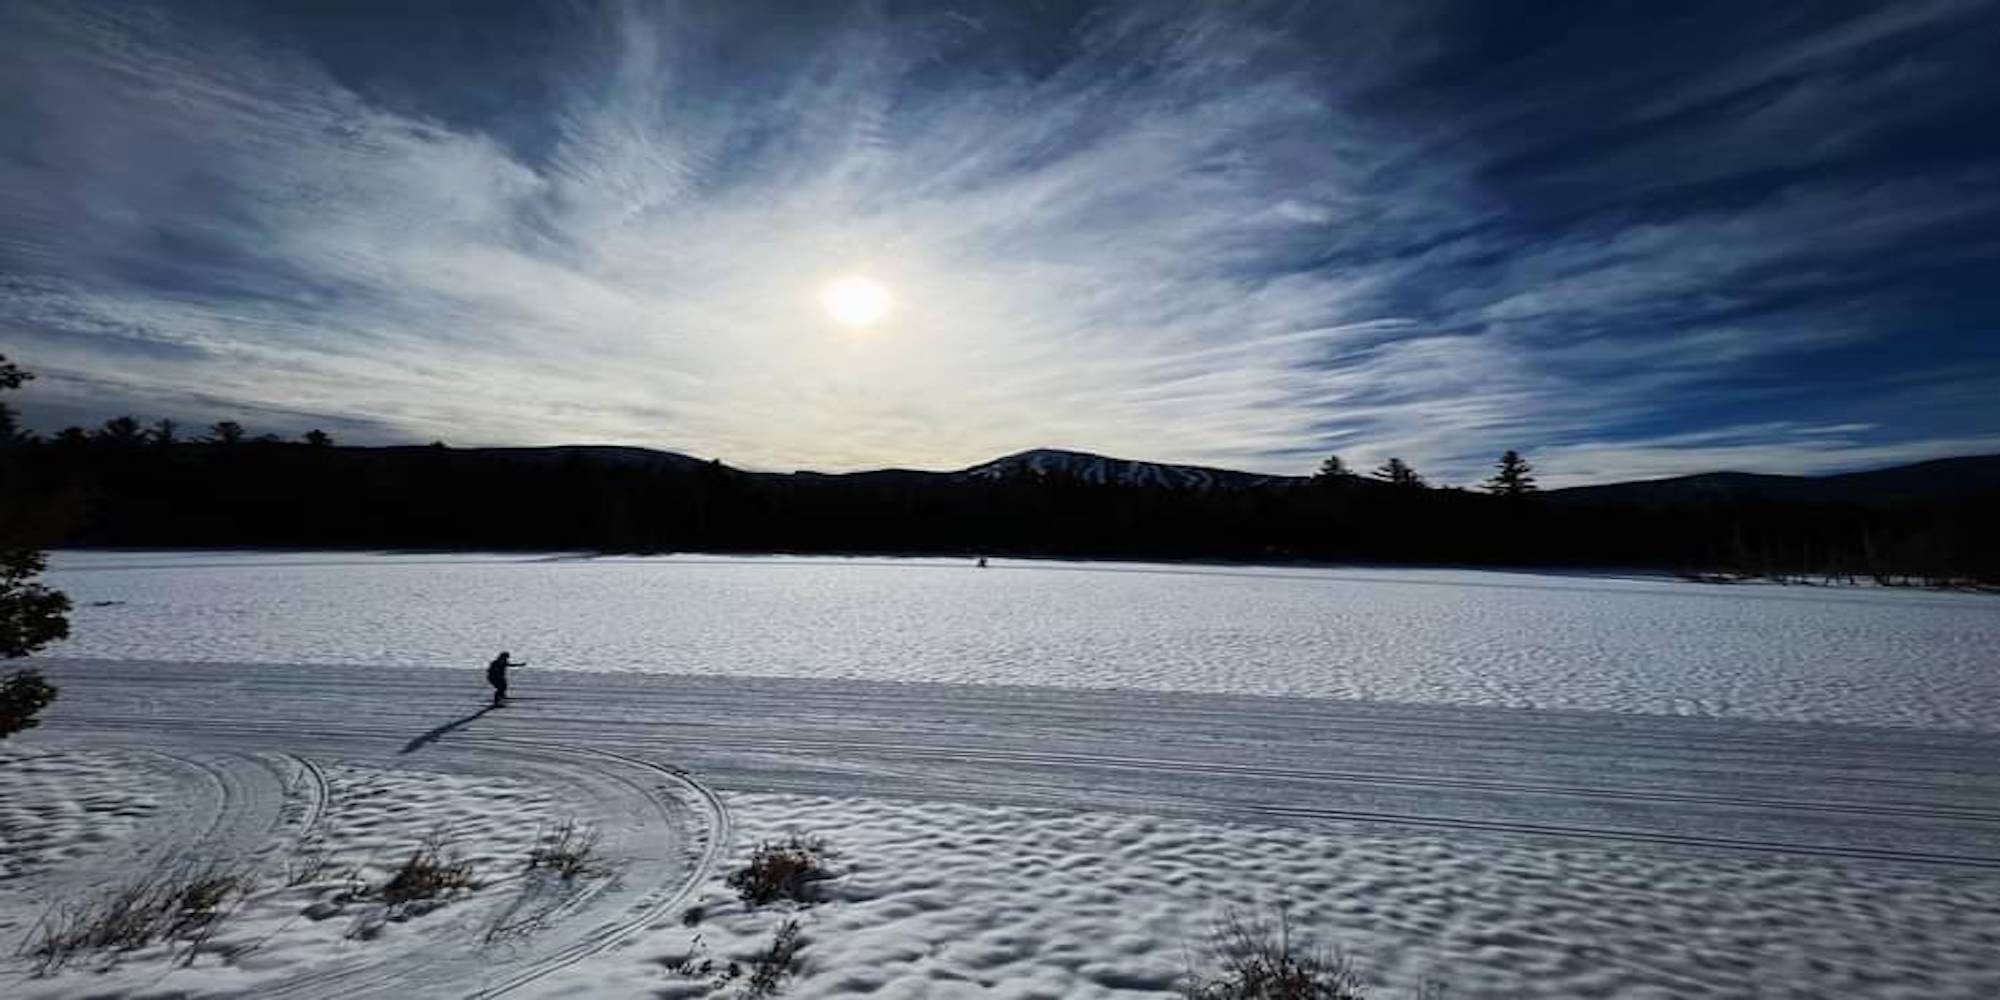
1313 454 1352 482
0 654 61 739
0 355 28 441
303 429 334 448
0 359 68 737
1372 457 1425 488
209 420 246 445
96 415 146 446
1484 450 1537 496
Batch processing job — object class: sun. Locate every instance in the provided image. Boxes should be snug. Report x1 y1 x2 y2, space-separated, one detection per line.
820 275 892 328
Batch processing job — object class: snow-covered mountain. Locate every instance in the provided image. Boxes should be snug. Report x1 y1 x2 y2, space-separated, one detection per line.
954 448 1301 491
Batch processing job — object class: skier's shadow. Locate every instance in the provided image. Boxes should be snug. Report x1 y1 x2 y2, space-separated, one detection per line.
401 705 498 754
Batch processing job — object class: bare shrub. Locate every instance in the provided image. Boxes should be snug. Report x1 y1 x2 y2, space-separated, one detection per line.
281 839 344 887
662 920 804 998
525 818 602 880
484 820 606 945
377 828 479 905
742 918 804 998
21 861 255 974
727 834 839 906
1182 908 1367 1000
344 828 479 940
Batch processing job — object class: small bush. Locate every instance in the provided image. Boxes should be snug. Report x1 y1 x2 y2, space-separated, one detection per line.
742 919 804 998
727 834 839 907
525 818 602 880
0 668 59 739
344 829 480 940
378 828 479 905
1182 909 1367 1000
21 861 254 974
662 919 804 998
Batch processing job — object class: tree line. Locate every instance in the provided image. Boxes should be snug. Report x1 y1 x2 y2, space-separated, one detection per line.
1314 449 1536 496
1 357 1993 584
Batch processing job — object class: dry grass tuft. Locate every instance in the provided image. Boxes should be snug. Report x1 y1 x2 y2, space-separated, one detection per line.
1182 908 1368 1000
525 818 602 880
20 861 255 974
726 833 839 907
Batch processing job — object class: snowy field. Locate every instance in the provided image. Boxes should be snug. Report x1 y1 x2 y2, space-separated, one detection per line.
6 552 2000 997
46 549 2000 730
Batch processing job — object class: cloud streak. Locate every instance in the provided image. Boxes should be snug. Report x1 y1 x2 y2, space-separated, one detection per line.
1 0 1996 484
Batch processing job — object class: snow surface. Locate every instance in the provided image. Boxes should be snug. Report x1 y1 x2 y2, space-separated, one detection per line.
6 656 2000 997
46 550 2000 730
615 793 2000 999
0 747 163 881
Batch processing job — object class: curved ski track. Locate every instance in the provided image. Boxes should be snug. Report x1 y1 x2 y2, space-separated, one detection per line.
16 657 2000 997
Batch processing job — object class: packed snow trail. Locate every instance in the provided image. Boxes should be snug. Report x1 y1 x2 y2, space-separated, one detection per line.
51 550 2000 731
4 666 729 1000
33 658 2000 870
10 659 2000 997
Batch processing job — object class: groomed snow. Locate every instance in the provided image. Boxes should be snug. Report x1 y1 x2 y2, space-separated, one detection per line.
6 657 1999 997
47 551 2000 731
588 793 2000 999
0 747 163 882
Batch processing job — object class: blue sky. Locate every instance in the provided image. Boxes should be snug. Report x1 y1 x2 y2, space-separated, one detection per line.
3 0 1998 486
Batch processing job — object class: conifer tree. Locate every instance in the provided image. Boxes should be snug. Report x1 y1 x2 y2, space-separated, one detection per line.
1485 450 1537 496
1372 457 1425 488
0 357 68 737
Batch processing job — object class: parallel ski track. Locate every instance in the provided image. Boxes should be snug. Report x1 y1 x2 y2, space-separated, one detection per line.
467 739 732 999
653 732 2000 826
286 753 331 837
59 711 2000 872
244 736 729 1000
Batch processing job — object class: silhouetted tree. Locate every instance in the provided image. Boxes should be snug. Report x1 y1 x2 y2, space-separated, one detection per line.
303 429 334 448
0 668 58 739
1372 457 1425 488
0 355 29 441
209 421 246 445
96 416 146 446
1313 454 1353 483
0 359 68 737
151 418 179 447
1485 450 1537 496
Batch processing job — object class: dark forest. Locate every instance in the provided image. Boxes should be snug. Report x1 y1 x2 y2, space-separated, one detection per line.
4 430 1993 585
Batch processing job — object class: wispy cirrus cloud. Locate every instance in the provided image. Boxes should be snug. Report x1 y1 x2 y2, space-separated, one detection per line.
1 0 1996 484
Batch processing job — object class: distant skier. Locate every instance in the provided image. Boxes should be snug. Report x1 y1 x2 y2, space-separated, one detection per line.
487 651 525 707
976 556 988 568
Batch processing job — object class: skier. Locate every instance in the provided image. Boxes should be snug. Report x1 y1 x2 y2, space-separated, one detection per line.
487 650 525 707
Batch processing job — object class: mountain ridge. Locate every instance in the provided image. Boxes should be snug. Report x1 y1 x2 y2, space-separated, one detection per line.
467 444 2000 503
293 440 2000 505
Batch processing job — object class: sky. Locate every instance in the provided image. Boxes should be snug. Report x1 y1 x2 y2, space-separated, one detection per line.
3 0 1999 487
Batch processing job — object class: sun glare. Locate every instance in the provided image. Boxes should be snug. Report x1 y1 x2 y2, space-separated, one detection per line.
821 275 892 328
